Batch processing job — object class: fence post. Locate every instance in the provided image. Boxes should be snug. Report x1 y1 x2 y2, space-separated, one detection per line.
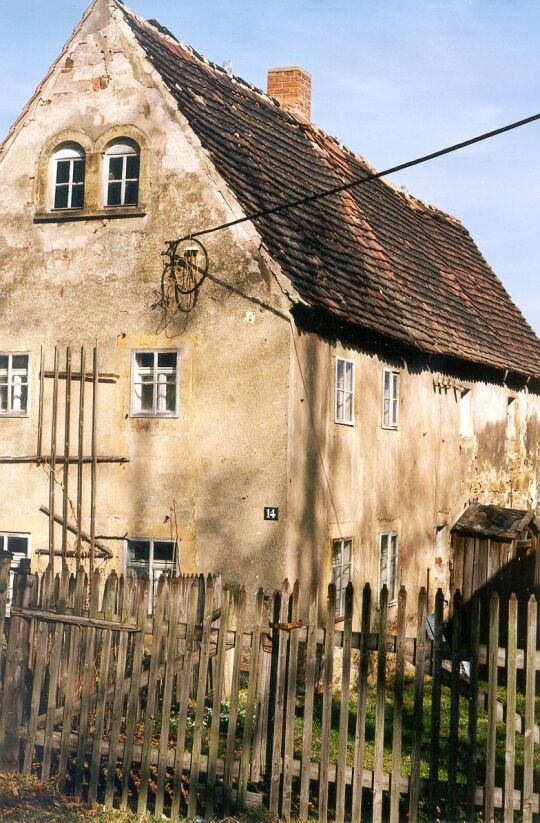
408 587 427 823
428 588 444 820
0 551 13 680
0 566 34 769
522 594 537 823
485 591 500 823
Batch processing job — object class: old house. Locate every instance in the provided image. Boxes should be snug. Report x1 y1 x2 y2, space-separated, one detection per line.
1 0 539 618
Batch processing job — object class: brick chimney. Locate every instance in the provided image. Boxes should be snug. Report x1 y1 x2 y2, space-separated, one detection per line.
267 66 311 121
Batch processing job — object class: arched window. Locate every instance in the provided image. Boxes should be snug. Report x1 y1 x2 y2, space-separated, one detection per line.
104 140 140 207
52 143 85 210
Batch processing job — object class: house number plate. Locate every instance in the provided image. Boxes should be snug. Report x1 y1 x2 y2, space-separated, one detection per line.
264 507 279 521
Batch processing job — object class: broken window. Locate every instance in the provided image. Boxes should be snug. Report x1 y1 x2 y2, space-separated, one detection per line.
131 350 178 416
335 357 355 424
379 531 398 601
506 396 517 441
105 140 140 207
52 143 85 209
0 533 31 612
0 353 29 416
382 368 399 428
459 388 473 437
332 537 352 616
125 538 177 610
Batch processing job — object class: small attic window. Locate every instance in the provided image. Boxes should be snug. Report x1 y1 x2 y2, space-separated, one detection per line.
104 140 140 207
52 143 85 210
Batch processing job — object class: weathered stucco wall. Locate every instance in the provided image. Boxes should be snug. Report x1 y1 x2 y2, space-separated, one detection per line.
0 1 292 590
1 0 538 612
286 329 540 620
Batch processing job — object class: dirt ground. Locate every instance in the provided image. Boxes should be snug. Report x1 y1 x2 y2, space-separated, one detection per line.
0 772 279 823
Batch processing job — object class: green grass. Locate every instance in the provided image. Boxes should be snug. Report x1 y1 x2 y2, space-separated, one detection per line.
292 676 540 783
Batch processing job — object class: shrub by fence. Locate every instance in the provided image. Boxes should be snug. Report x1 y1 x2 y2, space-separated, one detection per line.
0 553 538 821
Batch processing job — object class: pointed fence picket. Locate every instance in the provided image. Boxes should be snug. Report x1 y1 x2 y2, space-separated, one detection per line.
0 564 538 821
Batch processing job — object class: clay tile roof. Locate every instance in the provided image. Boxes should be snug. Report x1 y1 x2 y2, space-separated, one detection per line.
120 3 540 378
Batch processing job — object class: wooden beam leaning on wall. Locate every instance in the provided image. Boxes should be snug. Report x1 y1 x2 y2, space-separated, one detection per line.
38 506 113 558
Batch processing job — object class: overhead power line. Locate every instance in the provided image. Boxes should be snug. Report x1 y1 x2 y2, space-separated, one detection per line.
174 111 540 243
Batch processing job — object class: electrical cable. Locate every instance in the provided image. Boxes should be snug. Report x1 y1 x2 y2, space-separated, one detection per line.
171 111 540 243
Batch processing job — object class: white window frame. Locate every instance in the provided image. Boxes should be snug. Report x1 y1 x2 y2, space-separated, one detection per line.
459 387 474 437
123 537 178 611
50 144 85 210
0 352 30 417
130 349 179 418
335 357 355 425
332 537 353 615
104 140 140 207
379 531 398 603
0 532 31 614
382 368 399 429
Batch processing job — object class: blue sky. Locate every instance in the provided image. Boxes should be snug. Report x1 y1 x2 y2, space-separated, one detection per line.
1 0 539 332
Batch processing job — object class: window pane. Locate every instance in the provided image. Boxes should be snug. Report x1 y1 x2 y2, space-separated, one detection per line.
140 383 154 412
343 539 352 564
54 185 69 209
7 535 28 555
109 156 124 181
392 373 399 399
11 382 27 413
165 382 176 412
392 398 398 425
72 159 85 184
0 386 7 411
158 352 177 369
343 392 352 422
336 391 344 420
332 541 342 563
136 352 155 369
124 180 139 205
126 154 140 179
12 355 28 373
344 361 353 392
380 535 388 585
56 160 70 185
384 370 390 397
336 359 345 391
383 398 390 426
71 184 84 209
154 541 174 562
107 182 122 206
126 540 150 575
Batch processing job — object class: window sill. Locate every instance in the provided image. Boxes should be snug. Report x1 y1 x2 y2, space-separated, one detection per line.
34 207 146 223
0 413 29 419
130 413 179 420
335 419 355 427
381 424 399 431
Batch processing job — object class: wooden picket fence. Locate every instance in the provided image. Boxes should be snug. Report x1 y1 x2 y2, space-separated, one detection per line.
0 554 538 822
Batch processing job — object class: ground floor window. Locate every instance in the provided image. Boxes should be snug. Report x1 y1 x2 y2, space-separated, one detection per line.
0 532 31 611
332 537 352 615
379 531 398 602
125 538 178 610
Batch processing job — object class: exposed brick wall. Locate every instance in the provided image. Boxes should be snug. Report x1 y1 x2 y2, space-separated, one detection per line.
267 66 311 121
